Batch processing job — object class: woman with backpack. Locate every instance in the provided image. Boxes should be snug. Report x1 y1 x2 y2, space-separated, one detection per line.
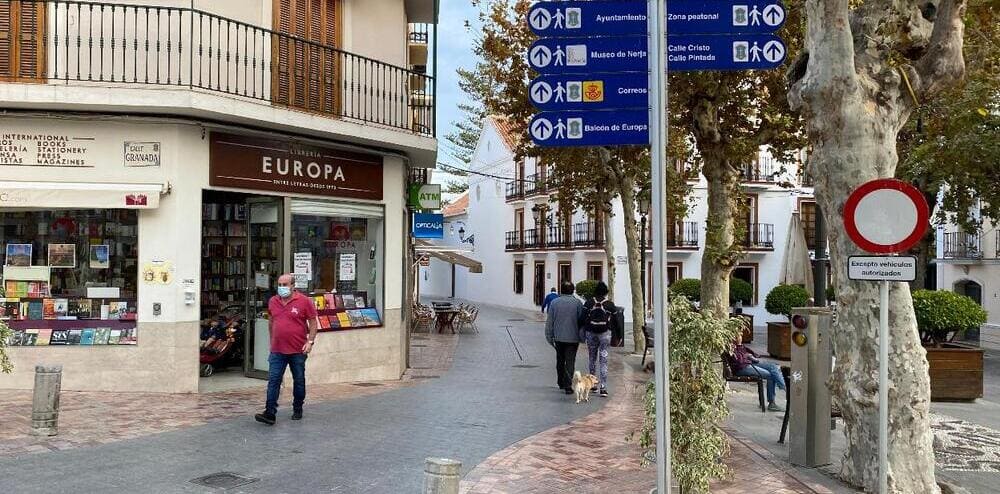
580 281 615 397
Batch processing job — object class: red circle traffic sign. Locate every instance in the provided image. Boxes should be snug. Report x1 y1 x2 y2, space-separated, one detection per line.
843 179 929 254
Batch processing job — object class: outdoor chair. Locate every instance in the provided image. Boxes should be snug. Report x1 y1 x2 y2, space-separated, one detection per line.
411 304 436 332
454 305 480 333
721 354 767 413
641 322 654 366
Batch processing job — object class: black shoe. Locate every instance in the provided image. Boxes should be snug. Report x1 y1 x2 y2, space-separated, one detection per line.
564 388 574 395
254 412 276 425
291 410 303 420
590 386 598 393
599 389 609 397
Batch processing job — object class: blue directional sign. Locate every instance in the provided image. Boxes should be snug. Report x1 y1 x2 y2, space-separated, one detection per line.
668 0 786 34
529 110 649 147
529 74 648 111
668 34 786 71
528 1 648 37
412 213 444 239
529 36 648 74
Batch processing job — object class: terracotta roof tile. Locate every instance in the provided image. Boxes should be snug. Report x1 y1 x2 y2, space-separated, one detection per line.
442 191 469 218
489 115 520 153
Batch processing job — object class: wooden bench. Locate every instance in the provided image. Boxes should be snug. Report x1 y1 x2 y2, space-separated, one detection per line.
723 356 767 413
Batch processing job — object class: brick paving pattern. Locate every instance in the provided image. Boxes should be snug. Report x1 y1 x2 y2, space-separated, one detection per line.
0 331 458 459
462 353 837 494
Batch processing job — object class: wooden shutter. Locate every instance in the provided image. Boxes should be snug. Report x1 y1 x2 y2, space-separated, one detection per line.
0 0 46 82
272 0 340 115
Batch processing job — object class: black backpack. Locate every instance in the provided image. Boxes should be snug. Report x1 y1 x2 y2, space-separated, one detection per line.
587 298 613 333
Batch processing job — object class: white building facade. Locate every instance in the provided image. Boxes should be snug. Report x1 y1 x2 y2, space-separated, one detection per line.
935 216 1000 328
440 117 817 328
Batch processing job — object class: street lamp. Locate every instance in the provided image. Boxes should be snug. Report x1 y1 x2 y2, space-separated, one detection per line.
638 191 651 310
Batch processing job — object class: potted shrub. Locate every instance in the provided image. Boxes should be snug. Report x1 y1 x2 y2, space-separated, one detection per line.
668 278 701 302
912 289 986 401
764 284 810 360
575 279 598 300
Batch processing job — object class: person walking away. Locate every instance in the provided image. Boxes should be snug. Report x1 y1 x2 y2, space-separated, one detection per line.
581 281 615 397
255 273 319 425
545 281 584 395
541 287 559 313
724 333 786 411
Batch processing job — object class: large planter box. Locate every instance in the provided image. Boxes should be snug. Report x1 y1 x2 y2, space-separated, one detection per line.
731 313 754 343
766 321 791 360
926 343 984 401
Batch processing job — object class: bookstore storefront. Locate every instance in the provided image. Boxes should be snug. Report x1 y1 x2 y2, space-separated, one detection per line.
0 117 408 393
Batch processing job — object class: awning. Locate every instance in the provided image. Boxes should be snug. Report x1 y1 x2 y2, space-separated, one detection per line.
414 239 483 273
0 181 166 209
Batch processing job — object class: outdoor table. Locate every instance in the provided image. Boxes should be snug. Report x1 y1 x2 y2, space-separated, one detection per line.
434 308 459 334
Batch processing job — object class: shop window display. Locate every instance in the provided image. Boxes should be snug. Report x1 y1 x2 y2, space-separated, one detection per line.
0 209 138 347
290 213 383 330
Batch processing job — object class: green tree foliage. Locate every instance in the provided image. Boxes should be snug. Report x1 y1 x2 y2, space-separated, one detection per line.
634 296 743 492
764 284 810 320
912 289 988 346
668 278 753 306
729 278 754 306
575 279 598 300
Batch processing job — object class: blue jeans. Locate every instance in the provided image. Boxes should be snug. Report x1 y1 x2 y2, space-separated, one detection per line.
735 361 785 403
265 352 307 415
585 331 611 390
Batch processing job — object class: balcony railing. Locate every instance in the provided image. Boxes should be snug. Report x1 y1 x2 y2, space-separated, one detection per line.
505 181 525 201
524 173 549 197
643 221 700 248
743 223 775 249
523 228 543 249
573 223 605 248
408 23 429 44
505 230 522 251
740 163 779 183
1 0 434 136
943 231 983 259
546 226 571 249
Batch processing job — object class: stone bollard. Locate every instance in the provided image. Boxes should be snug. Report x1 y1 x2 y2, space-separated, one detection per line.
423 457 461 494
30 364 62 436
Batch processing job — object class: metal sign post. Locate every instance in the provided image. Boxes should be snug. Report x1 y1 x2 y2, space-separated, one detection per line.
843 179 930 494
648 1 670 492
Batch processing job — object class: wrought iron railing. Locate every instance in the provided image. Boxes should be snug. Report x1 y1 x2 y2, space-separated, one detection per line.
546 225 571 249
523 228 544 249
1 0 434 135
740 160 779 182
743 223 775 249
505 230 522 251
408 23 429 45
524 172 549 197
573 223 605 248
505 181 525 201
643 221 699 248
943 231 983 259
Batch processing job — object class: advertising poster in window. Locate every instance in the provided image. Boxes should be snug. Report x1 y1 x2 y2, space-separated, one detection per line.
338 253 357 282
90 245 110 269
48 244 76 268
5 244 32 266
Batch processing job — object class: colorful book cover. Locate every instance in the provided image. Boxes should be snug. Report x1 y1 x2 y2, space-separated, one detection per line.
360 308 381 326
0 299 12 319
22 329 38 346
35 329 52 346
118 327 137 345
50 330 69 345
93 327 111 345
313 296 326 309
354 292 368 308
53 299 69 317
77 299 93 319
7 329 24 346
16 282 28 297
67 329 82 345
343 294 356 309
334 295 344 308
108 302 125 319
336 312 352 328
28 301 42 320
67 299 79 318
323 293 337 309
4 281 18 296
42 299 56 319
19 301 29 320
80 329 95 345
328 314 341 329
347 310 365 327
108 329 122 344
317 316 330 329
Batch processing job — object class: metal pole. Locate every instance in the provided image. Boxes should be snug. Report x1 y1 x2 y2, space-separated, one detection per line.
813 206 828 306
641 215 647 304
879 279 889 494
649 0 670 492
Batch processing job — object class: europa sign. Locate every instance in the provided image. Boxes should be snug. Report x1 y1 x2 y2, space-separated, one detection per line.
209 133 383 200
408 183 442 210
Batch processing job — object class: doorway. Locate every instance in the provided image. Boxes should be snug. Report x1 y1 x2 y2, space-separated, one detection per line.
955 280 983 306
533 261 546 306
199 190 283 389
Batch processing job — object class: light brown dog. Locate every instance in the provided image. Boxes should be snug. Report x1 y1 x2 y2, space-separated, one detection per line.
572 371 599 404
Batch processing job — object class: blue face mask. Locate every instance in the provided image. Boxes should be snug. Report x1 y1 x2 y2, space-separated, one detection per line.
277 286 292 298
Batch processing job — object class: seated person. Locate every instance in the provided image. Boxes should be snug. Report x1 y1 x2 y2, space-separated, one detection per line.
200 316 229 352
724 333 786 412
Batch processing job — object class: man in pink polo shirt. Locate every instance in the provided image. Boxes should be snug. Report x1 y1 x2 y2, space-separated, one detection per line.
255 273 318 425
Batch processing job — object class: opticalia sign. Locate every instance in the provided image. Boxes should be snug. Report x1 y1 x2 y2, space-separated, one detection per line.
412 213 444 239
408 183 442 210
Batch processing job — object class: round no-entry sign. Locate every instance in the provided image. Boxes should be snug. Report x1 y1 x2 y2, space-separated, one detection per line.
843 179 929 254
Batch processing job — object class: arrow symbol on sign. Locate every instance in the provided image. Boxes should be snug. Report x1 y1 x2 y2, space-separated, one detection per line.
529 8 552 31
531 81 553 104
763 40 785 62
762 5 784 26
530 118 554 141
529 45 552 68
